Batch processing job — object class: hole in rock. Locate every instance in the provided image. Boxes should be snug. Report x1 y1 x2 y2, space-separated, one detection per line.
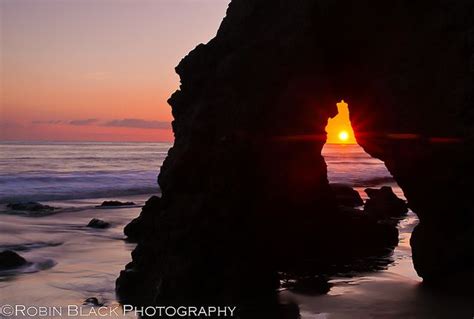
322 100 403 198
322 100 420 281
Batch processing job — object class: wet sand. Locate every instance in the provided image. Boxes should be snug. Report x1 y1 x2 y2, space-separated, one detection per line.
1 195 473 318
280 211 474 318
0 195 150 318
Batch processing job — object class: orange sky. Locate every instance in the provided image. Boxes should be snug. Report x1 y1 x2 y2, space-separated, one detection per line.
325 101 357 144
0 1 360 144
0 0 231 142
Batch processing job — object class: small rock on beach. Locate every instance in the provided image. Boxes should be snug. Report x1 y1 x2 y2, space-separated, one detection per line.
98 201 136 207
0 250 28 269
86 218 111 229
7 202 56 212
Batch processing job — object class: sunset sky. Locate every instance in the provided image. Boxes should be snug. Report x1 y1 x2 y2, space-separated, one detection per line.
326 101 357 144
0 0 230 141
1 0 357 143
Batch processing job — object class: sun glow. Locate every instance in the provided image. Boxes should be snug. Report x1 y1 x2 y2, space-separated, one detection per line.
338 130 349 142
325 100 357 144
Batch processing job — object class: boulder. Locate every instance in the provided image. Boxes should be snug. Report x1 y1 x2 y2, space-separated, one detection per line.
98 201 135 207
83 297 104 307
289 276 331 295
364 186 408 220
87 218 111 229
0 250 28 269
330 183 363 207
7 202 55 212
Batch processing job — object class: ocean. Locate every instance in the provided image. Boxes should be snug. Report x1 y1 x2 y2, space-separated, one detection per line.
322 143 404 199
0 142 170 203
0 141 402 204
0 141 428 318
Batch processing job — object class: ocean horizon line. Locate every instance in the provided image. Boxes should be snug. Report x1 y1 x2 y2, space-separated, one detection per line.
0 139 174 144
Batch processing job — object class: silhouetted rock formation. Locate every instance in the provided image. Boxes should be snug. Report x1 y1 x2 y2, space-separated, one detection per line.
86 218 110 229
330 183 364 207
7 202 55 212
118 0 474 310
83 297 104 307
98 200 136 207
123 196 160 242
364 187 408 220
0 250 27 269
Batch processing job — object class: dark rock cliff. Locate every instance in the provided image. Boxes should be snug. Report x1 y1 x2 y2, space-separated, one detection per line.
117 0 474 309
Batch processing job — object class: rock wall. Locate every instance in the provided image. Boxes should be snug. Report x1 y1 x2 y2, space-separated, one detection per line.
117 0 474 307
331 1 474 283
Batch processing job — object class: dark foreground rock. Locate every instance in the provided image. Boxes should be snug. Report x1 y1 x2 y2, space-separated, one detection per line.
117 0 474 312
364 186 408 220
7 202 55 212
123 196 160 242
286 276 331 295
83 297 104 307
0 250 28 269
98 201 135 207
86 218 110 229
330 183 364 207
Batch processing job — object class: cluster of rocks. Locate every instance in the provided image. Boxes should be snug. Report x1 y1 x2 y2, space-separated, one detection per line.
330 183 364 207
331 184 408 221
87 200 136 229
364 186 408 220
7 202 56 212
117 185 406 306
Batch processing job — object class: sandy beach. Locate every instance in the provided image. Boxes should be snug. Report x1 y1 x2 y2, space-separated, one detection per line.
3 195 473 318
1 143 473 318
4 193 471 319
0 194 153 319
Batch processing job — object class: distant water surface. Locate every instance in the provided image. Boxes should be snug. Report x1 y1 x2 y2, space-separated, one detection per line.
0 141 429 318
0 142 401 204
0 142 172 203
322 143 404 199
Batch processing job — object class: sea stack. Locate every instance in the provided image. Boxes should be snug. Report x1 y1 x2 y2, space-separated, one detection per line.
117 0 474 307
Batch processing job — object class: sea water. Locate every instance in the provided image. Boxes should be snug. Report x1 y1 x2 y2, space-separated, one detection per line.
0 141 170 203
0 141 420 318
0 141 401 204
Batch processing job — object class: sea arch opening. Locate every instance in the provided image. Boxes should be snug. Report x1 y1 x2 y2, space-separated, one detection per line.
322 100 420 281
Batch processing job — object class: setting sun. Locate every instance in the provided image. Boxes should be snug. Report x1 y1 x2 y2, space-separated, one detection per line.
339 130 349 142
325 100 357 144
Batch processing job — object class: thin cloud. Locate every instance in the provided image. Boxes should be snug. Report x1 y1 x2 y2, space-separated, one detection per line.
69 119 98 126
103 119 171 130
0 120 23 128
32 120 64 125
30 118 171 130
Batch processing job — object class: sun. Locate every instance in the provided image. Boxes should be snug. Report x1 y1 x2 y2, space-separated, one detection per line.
338 130 349 142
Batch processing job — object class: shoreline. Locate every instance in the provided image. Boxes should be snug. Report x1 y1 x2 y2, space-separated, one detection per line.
0 194 153 319
1 194 473 318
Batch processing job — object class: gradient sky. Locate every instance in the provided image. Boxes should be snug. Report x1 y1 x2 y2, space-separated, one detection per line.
0 0 230 141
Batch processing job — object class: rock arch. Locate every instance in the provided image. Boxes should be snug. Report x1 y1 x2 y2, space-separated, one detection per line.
117 0 474 307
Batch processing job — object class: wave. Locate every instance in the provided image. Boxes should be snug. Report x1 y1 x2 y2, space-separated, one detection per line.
0 169 160 203
0 187 159 204
0 242 62 252
326 161 381 165
354 176 396 187
0 258 57 277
